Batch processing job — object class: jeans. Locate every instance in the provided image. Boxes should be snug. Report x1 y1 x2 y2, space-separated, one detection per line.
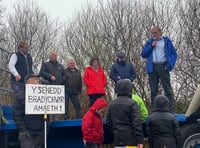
148 63 174 111
10 81 25 94
18 131 44 148
85 142 100 148
65 93 81 119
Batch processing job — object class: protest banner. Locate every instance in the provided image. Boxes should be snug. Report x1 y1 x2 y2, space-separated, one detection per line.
25 84 65 114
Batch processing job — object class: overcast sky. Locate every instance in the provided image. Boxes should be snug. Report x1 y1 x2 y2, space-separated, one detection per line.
1 0 102 22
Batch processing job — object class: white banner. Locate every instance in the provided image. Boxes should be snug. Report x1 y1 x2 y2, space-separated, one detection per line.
25 84 65 114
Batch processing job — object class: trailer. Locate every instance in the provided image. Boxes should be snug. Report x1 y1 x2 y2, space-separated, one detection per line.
178 85 200 148
0 85 200 148
0 104 199 148
0 105 84 148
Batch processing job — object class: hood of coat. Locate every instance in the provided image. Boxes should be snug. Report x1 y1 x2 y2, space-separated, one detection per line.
90 98 108 112
153 95 169 112
116 79 133 97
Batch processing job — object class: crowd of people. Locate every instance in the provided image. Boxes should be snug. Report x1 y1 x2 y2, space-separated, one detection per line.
9 25 180 148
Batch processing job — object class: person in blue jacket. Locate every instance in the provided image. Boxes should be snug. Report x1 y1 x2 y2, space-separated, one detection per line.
109 51 136 92
141 26 177 112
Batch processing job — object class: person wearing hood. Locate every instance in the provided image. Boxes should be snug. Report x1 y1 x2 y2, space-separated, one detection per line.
82 98 108 148
147 95 181 148
106 79 144 148
132 91 148 123
109 51 136 92
132 91 148 138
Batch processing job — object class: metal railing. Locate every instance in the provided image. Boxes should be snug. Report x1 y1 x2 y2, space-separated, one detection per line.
0 47 13 105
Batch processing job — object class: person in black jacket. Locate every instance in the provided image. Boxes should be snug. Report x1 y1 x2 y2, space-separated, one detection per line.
39 51 65 85
39 51 65 121
147 95 181 148
106 79 144 148
13 74 44 148
64 59 82 119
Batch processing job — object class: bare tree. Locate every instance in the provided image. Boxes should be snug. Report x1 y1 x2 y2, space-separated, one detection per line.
61 0 178 111
0 0 61 105
173 0 200 112
1 0 199 114
0 1 13 105
6 0 60 73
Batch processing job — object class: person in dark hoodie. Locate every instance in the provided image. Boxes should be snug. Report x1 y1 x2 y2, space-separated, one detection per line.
13 74 44 148
147 95 181 148
106 79 144 148
82 98 108 148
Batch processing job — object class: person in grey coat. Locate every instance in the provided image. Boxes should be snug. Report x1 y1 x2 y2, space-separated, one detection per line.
147 95 181 148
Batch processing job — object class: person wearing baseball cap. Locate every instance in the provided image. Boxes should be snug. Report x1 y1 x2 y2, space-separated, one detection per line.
109 51 136 92
116 51 126 58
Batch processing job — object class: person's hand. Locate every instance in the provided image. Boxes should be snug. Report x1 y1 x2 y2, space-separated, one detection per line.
15 75 21 81
152 40 157 47
83 140 87 147
137 144 143 148
18 131 31 141
51 75 56 81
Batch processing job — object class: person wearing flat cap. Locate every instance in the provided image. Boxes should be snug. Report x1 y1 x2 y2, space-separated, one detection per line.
13 74 44 148
109 51 136 92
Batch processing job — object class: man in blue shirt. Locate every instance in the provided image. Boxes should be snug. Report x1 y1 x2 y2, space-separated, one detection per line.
141 26 177 112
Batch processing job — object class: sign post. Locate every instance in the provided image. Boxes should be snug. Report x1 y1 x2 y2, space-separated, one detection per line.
25 84 65 148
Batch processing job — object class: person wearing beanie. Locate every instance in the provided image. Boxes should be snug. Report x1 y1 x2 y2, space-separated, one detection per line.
147 95 181 148
82 98 108 148
106 79 144 148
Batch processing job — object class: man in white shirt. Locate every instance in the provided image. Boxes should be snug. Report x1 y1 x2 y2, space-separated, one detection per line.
8 41 33 94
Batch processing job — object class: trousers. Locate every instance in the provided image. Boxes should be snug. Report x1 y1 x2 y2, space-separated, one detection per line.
148 63 174 111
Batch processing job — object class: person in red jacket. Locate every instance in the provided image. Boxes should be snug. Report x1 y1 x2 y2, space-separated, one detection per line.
82 98 108 148
83 57 107 106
